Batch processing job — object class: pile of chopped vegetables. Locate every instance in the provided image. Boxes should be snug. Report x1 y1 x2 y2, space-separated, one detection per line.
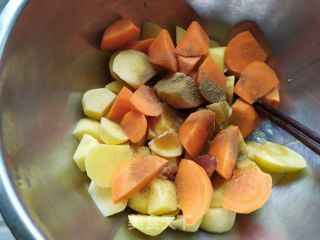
72 19 307 236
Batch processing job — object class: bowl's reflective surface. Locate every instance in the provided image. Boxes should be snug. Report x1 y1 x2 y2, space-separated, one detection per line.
0 0 319 239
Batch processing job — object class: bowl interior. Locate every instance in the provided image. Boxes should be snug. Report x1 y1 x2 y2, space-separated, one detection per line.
0 0 320 239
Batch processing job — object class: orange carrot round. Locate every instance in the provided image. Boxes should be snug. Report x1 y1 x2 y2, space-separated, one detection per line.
148 29 177 72
208 125 240 179
112 155 168 203
175 21 209 57
101 19 140 51
108 86 133 121
177 56 202 75
234 61 279 104
130 85 162 117
230 98 260 138
225 31 267 74
222 166 272 214
124 38 154 53
175 159 213 225
120 110 147 143
179 110 215 157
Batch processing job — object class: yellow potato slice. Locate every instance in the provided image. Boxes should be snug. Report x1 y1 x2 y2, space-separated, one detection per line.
112 50 157 89
73 134 99 172
225 76 235 105
141 21 162 39
100 117 128 144
72 118 101 141
88 182 127 217
85 144 133 187
148 130 183 158
82 88 116 120
208 47 226 73
128 215 174 236
148 178 178 215
109 51 122 81
246 141 307 172
200 208 236 233
171 215 202 232
128 186 150 214
105 81 125 94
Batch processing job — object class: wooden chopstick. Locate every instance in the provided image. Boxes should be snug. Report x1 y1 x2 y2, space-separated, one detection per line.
254 100 320 155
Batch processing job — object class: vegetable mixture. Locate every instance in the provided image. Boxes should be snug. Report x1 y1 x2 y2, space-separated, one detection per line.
72 19 307 236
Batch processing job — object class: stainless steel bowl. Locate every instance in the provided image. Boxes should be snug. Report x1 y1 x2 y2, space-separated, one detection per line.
0 0 319 239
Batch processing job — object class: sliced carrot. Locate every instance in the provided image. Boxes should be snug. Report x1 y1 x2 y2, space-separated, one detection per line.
230 98 260 138
108 87 133 121
175 159 213 225
179 110 215 157
124 38 154 53
101 19 140 51
177 56 202 75
234 61 279 104
222 166 272 213
227 21 272 57
148 29 177 72
262 86 280 107
208 125 240 179
225 31 267 74
120 110 147 143
112 155 168 203
130 85 162 117
175 21 209 57
196 57 226 103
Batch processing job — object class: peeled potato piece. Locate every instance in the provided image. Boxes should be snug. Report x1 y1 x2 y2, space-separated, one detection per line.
112 50 157 89
105 80 125 94
82 88 116 120
73 134 99 172
72 118 101 142
171 215 202 232
128 186 150 214
154 72 204 109
148 130 183 158
100 117 128 144
208 47 227 73
246 141 307 172
85 144 134 188
206 101 231 130
200 208 236 233
148 178 178 215
141 21 162 39
128 215 174 236
225 75 235 105
88 182 127 217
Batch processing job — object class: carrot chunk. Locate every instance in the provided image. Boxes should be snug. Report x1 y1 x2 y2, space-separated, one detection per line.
130 85 162 117
101 19 140 51
225 31 267 74
234 61 279 104
175 159 213 225
230 98 260 138
112 155 168 203
175 21 209 57
148 29 177 72
120 111 147 143
262 86 280 107
108 87 133 121
179 110 215 157
208 125 240 179
124 38 154 53
177 56 202 75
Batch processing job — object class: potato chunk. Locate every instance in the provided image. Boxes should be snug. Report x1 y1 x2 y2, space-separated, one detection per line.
206 101 231 130
200 208 236 233
154 72 203 109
